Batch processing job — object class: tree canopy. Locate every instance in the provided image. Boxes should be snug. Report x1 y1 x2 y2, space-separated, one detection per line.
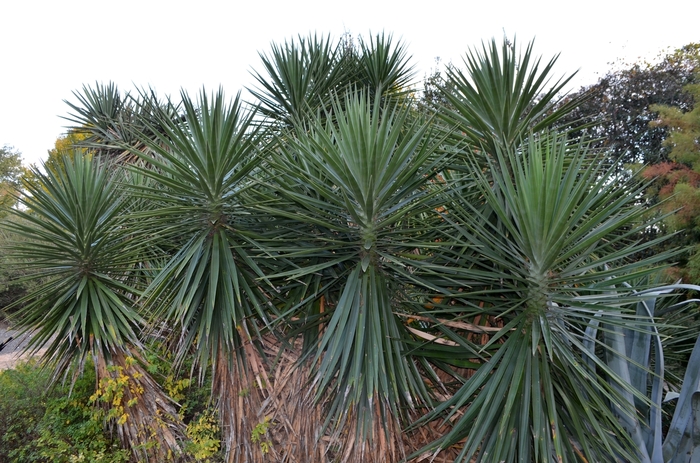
0 145 23 214
559 43 700 168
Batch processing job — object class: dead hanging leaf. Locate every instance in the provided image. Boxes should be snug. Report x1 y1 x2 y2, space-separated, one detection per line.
406 327 461 346
396 313 502 334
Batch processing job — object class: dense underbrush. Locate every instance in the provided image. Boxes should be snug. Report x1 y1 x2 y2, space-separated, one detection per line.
0 354 223 463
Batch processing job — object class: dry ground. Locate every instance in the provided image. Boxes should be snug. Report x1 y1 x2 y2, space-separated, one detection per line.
0 322 44 370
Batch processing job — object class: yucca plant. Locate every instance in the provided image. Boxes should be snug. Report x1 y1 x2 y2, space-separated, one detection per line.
249 33 352 128
349 32 416 102
407 131 680 462
2 153 189 461
438 38 586 157
249 32 415 130
10 32 700 463
64 82 181 163
255 91 450 461
119 88 293 463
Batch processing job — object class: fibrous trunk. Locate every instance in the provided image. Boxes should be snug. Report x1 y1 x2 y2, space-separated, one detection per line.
93 348 190 461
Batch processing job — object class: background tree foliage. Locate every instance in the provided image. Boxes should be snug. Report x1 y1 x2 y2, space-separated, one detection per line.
0 145 23 214
640 75 700 282
0 146 26 318
554 44 700 283
559 43 700 168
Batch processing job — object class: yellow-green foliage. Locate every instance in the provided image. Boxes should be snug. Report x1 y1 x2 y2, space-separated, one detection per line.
651 80 700 170
142 345 223 460
22 132 90 192
185 408 221 461
89 357 144 425
251 416 273 455
0 145 24 215
165 376 192 414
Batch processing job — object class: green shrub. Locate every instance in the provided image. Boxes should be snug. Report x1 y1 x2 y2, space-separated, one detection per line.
0 361 48 461
0 360 129 463
185 408 222 461
0 349 228 462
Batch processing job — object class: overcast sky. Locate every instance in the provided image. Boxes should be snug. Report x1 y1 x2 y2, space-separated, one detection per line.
2 0 698 166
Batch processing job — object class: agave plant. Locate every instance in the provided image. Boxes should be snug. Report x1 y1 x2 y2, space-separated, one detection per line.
663 323 700 462
580 280 700 463
2 153 188 461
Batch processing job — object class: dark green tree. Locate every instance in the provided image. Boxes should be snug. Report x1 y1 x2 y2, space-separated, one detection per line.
0 145 23 214
0 145 26 317
558 43 700 168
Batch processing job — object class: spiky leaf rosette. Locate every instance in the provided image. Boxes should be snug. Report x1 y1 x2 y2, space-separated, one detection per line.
438 38 585 157
123 88 284 462
4 153 145 370
123 89 274 370
249 33 415 130
411 133 676 462
256 90 449 460
3 154 188 461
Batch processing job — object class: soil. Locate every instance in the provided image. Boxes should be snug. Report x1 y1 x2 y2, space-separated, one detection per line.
0 321 45 370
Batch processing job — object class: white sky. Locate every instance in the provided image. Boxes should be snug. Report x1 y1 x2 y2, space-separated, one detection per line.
1 0 698 166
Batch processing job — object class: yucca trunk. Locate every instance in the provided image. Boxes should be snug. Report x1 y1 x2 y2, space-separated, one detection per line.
255 342 328 462
213 333 447 463
93 348 189 461
213 330 334 463
214 337 270 463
